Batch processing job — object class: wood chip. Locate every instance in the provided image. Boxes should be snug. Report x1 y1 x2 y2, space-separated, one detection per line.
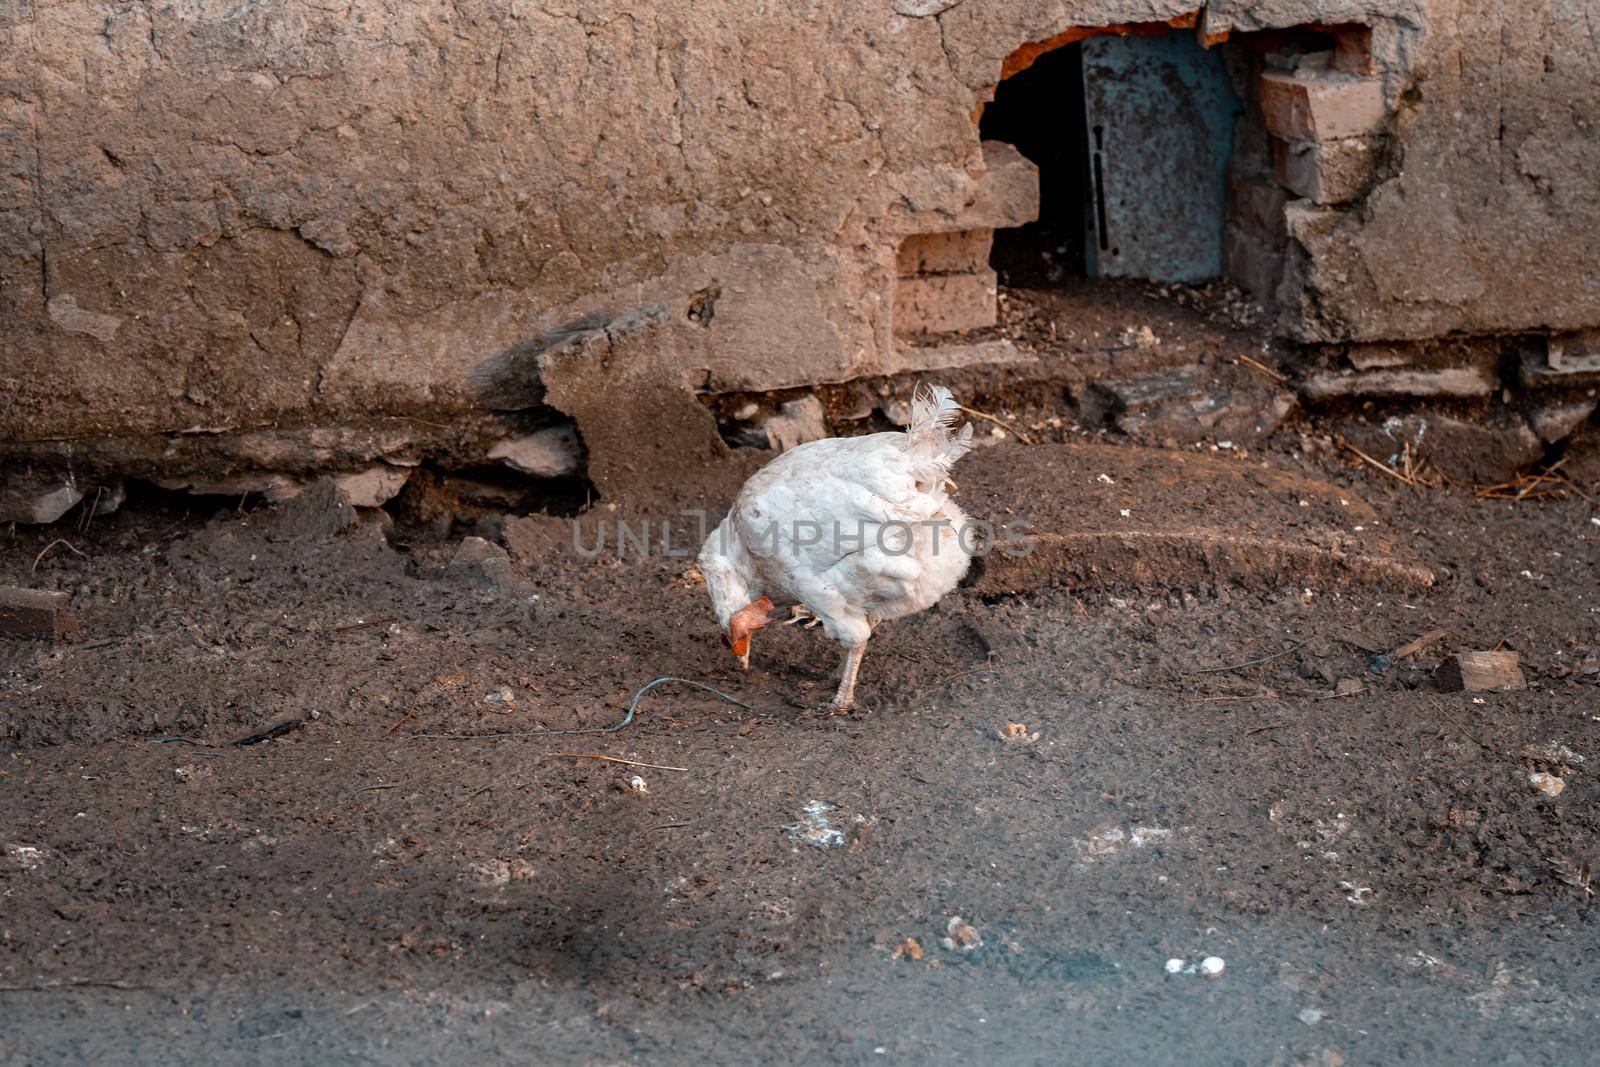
1436 651 1526 693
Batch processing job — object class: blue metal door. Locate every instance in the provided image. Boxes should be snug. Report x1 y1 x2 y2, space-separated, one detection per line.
1082 33 1242 281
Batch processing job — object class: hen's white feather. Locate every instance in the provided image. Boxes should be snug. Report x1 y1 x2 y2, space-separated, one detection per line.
904 382 973 469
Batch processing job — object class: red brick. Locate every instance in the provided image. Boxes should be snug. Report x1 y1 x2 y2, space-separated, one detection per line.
897 229 993 276
893 270 998 336
1273 136 1383 204
1259 68 1386 142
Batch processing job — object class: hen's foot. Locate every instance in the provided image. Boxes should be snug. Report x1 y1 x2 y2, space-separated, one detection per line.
780 604 823 630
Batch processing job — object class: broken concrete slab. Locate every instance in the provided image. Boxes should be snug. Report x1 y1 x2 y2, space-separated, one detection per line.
880 339 1035 377
488 426 584 478
1529 398 1597 444
0 588 75 639
1298 364 1495 402
958 141 1041 231
1102 369 1296 446
0 476 84 526
960 443 1433 597
1521 332 1600 388
1340 413 1543 484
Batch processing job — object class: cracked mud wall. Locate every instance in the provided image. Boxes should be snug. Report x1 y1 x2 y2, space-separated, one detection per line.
1 0 1597 467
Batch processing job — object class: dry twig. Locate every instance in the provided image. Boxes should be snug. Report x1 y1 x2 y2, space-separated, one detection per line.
1387 628 1451 660
540 752 688 771
1193 646 1299 674
31 538 86 573
958 405 1033 445
1234 353 1289 383
1334 435 1414 485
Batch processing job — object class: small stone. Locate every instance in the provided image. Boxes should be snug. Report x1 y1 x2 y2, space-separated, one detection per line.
488 425 584 478
625 774 649 794
0 587 75 638
1164 958 1186 975
334 465 412 507
1199 956 1226 978
449 536 519 593
1299 1007 1325 1025
745 397 828 452
0 476 83 525
733 402 759 420
1529 772 1566 797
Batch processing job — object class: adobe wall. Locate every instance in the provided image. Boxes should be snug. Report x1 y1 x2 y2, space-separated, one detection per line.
1 1 1595 498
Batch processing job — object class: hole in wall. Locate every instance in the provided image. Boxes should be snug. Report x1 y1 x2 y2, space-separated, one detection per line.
982 30 1244 287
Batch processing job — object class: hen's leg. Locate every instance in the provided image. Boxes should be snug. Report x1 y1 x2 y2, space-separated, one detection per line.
826 641 868 711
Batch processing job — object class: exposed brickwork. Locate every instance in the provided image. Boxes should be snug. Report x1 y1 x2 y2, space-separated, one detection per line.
893 271 1000 336
1259 64 1387 142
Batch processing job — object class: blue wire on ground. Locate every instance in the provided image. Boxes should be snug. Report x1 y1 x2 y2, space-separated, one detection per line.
410 676 752 740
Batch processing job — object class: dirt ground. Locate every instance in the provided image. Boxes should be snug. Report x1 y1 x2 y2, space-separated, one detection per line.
5 292 1600 1064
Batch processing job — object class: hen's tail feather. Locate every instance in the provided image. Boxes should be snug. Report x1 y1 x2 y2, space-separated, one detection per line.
904 382 973 468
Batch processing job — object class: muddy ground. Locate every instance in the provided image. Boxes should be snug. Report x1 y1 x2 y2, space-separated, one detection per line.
4 294 1600 1064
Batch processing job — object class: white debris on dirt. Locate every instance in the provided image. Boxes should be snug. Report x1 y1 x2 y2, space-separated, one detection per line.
789 800 846 848
1096 472 1116 485
467 858 512 887
1166 955 1226 978
484 686 515 704
625 775 649 794
1521 741 1583 768
1529 772 1566 797
465 857 535 887
941 916 982 952
1075 824 1175 861
1340 880 1374 904
1299 1007 1325 1025
4 844 48 870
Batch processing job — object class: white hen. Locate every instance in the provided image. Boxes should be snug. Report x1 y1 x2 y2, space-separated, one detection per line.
698 383 975 710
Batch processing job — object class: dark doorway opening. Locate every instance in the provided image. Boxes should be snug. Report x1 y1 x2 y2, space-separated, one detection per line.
979 44 1090 286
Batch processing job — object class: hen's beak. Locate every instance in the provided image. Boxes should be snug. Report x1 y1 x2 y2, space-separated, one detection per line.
726 596 774 671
